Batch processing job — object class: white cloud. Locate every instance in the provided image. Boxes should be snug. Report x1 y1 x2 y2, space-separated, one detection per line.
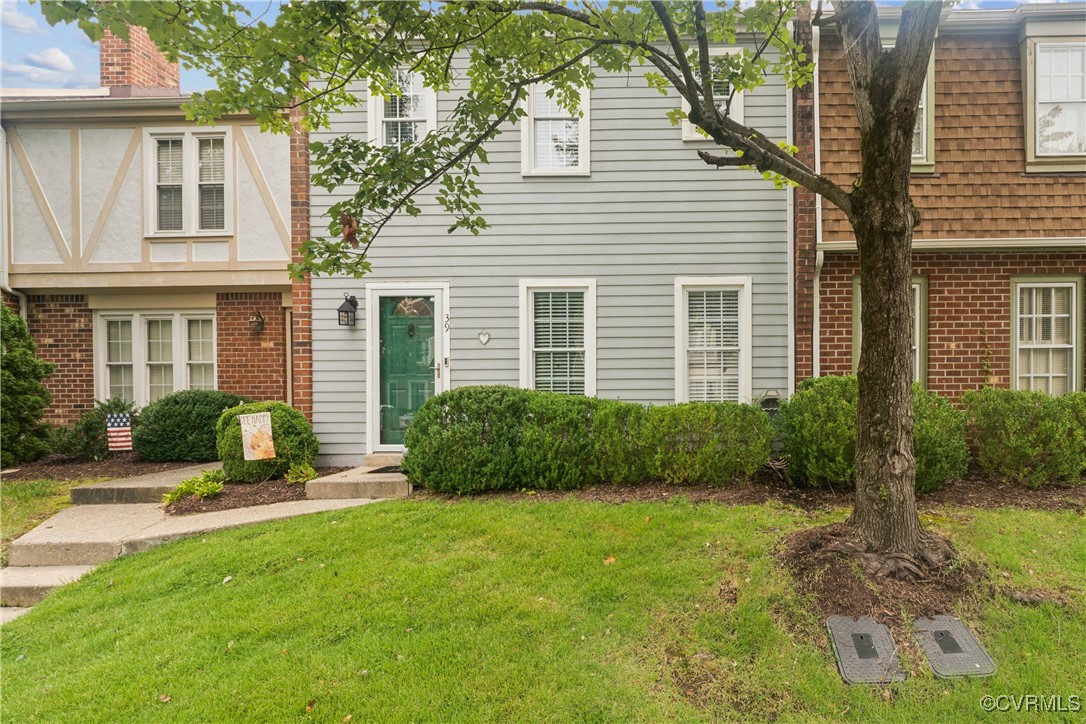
1 4 45 35
26 46 74 72
0 61 97 88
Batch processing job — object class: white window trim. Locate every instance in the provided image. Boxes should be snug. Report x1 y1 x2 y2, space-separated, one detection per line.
94 310 217 407
142 127 234 239
1034 42 1086 159
366 71 438 147
1023 37 1086 173
911 55 936 172
521 83 592 176
674 276 753 404
518 278 597 395
682 47 745 141
1011 278 1081 394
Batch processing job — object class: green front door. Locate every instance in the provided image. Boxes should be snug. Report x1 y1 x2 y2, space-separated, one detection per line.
378 295 437 446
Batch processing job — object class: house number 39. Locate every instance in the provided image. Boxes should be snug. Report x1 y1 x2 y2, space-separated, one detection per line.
444 314 451 332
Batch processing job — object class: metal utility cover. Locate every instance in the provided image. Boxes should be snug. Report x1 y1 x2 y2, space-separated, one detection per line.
913 616 996 678
826 616 907 685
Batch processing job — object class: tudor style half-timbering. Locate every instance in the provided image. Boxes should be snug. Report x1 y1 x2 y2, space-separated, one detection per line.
797 2 1086 398
1 28 299 424
309 46 797 465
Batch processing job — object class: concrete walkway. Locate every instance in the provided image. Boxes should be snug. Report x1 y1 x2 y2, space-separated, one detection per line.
0 464 386 625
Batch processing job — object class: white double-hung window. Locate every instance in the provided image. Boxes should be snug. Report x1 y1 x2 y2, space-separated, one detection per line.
682 47 745 141
98 312 217 406
519 279 597 395
1036 44 1086 157
675 277 753 403
145 129 232 236
522 82 591 175
368 69 437 148
1013 280 1080 395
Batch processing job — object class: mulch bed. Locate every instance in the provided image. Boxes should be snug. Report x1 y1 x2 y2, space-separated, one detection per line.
163 467 351 515
0 451 196 482
415 465 1086 513
779 523 983 634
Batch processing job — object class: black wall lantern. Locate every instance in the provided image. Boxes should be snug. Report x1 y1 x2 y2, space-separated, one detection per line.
247 310 266 332
337 293 358 327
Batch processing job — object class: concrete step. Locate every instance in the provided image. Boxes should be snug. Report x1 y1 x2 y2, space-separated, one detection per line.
362 452 403 468
71 463 219 505
307 467 411 500
0 607 31 625
1 565 96 607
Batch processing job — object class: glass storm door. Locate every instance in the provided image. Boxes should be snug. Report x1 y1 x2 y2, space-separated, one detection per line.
378 295 437 446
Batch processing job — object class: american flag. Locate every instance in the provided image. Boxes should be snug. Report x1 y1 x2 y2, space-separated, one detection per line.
106 413 132 451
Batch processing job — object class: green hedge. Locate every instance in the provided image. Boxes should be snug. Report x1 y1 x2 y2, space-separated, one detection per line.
52 398 139 462
216 401 319 483
779 375 970 492
133 390 250 462
401 386 772 494
964 388 1086 487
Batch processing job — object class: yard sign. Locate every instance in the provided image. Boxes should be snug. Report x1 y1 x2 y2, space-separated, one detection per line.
239 412 276 461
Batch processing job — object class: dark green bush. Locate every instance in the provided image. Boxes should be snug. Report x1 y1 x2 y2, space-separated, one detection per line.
133 389 249 462
780 375 969 492
52 398 139 462
964 388 1085 487
403 385 770 493
1 305 55 466
402 386 532 494
912 388 971 493
779 376 857 488
216 402 319 482
642 402 773 486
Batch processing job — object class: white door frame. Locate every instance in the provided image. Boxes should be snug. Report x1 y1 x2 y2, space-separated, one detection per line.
365 281 451 453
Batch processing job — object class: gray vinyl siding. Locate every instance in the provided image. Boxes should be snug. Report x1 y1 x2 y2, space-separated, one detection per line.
311 53 791 463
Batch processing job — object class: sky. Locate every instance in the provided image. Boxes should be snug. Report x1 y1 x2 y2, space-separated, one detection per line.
0 0 1068 92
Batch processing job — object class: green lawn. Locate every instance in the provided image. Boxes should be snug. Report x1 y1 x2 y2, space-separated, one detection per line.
1 499 1083 722
0 478 93 567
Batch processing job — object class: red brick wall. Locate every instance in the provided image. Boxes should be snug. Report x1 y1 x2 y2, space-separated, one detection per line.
793 3 817 385
289 105 313 419
25 295 95 425
819 33 1086 242
100 26 179 90
819 251 1086 399
216 292 288 403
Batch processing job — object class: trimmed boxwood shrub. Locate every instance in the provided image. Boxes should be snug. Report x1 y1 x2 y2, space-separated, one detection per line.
780 375 970 492
402 386 532 494
133 390 250 462
402 385 772 494
1 305 55 466
216 401 319 482
964 387 1086 488
641 402 773 486
52 398 139 462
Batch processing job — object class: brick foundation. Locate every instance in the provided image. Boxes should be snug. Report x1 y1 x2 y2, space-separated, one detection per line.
25 295 95 425
216 292 288 403
819 251 1086 399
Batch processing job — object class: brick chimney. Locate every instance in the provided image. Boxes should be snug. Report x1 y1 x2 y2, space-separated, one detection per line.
99 25 181 97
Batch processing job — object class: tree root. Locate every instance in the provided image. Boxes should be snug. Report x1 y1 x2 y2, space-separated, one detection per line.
825 530 956 583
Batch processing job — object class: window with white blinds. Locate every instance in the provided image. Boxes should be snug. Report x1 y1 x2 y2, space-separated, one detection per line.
520 280 597 395
532 291 586 394
145 130 231 236
681 47 745 140
686 290 741 402
368 69 437 148
97 312 216 406
1015 282 1078 395
198 138 226 230
675 278 752 403
522 82 591 175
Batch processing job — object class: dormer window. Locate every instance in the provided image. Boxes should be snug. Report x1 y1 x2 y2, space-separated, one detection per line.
1023 36 1086 173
